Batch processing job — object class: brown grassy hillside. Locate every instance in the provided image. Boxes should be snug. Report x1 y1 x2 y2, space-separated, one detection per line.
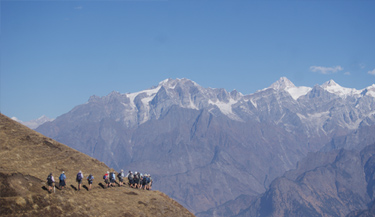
0 113 194 217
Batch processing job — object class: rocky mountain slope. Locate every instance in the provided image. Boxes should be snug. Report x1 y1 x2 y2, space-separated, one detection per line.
197 123 375 217
0 113 194 217
236 143 375 217
36 77 375 214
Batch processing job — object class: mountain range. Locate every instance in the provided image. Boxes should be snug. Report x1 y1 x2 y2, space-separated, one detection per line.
36 77 375 215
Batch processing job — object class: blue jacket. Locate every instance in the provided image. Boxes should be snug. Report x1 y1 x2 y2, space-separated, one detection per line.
59 174 66 181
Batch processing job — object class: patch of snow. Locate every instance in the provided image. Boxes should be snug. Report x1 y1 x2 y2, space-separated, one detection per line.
126 86 161 108
286 86 312 100
250 98 257 108
364 84 375 97
208 98 238 116
367 91 375 98
187 96 199 110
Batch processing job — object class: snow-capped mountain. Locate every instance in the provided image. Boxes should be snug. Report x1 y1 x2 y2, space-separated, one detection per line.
268 76 312 100
83 77 375 130
362 84 375 97
12 115 53 129
36 77 375 214
321 79 362 97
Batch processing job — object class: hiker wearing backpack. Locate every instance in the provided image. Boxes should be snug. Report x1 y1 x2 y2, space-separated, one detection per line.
117 169 125 187
46 172 55 193
127 171 134 188
87 174 94 191
76 171 83 191
143 174 150 190
103 171 110 188
141 174 148 190
148 174 153 190
135 172 141 189
109 171 116 187
59 171 66 190
133 172 139 188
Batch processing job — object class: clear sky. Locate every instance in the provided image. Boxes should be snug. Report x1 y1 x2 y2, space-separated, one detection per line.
1 0 375 122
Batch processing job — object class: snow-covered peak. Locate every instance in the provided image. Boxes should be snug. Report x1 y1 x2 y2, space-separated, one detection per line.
159 78 176 88
158 78 198 90
321 80 361 97
321 79 339 88
13 115 54 129
11 117 21 122
270 77 296 90
269 77 311 100
362 84 375 97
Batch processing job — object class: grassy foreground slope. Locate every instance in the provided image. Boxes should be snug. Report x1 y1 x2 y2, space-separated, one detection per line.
0 113 194 217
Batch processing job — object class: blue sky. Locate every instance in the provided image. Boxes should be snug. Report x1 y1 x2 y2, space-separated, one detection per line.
1 0 375 121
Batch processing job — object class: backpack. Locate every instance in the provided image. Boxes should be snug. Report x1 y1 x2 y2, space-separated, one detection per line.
47 175 53 184
76 173 82 181
129 174 134 180
88 175 93 181
103 174 107 180
110 172 114 180
117 172 123 178
59 174 65 181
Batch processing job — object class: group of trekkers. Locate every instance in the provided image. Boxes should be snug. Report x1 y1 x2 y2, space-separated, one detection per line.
46 170 152 193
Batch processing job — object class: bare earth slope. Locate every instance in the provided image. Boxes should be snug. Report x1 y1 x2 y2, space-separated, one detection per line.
0 113 194 217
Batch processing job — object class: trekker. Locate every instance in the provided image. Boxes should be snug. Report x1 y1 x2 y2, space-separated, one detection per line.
46 172 55 193
148 174 153 190
145 174 151 190
117 169 125 187
76 170 83 191
135 172 141 189
109 171 116 187
59 171 66 190
103 171 110 188
87 174 94 191
141 174 148 190
127 171 134 188
133 172 139 189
